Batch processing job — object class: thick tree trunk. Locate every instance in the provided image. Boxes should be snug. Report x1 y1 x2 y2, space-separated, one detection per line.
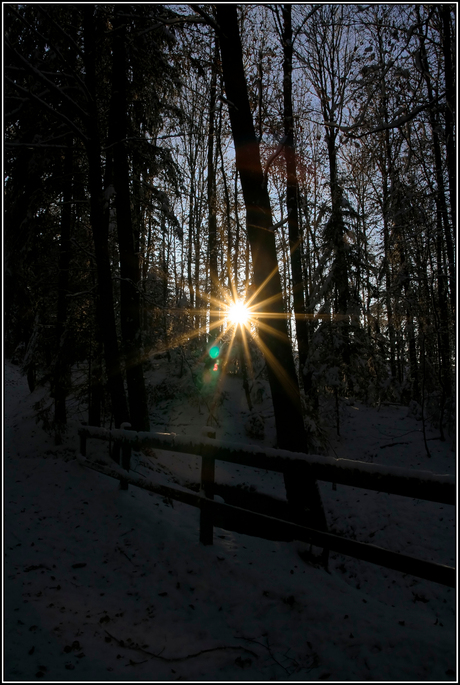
216 5 328 544
110 8 150 432
217 5 303 449
83 6 129 430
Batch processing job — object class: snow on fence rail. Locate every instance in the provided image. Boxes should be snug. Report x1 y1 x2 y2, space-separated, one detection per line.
78 425 455 505
77 425 456 588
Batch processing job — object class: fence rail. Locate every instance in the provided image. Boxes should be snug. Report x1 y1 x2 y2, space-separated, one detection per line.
79 425 455 504
77 425 456 588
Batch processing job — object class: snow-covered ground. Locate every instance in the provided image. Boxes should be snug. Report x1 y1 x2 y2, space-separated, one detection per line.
3 357 457 681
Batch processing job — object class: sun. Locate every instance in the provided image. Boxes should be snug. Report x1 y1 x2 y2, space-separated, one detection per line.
227 300 250 327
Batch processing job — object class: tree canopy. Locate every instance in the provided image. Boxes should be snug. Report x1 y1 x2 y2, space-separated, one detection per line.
4 4 455 449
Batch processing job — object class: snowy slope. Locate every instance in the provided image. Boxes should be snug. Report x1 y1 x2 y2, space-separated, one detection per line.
3 359 456 681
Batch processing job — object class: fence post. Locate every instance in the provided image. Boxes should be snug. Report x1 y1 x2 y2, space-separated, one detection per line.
119 422 132 491
200 453 215 545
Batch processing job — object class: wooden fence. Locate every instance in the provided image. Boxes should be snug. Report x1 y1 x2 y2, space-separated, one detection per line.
77 424 456 588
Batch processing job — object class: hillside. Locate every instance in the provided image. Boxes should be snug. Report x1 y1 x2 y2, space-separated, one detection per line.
4 358 456 681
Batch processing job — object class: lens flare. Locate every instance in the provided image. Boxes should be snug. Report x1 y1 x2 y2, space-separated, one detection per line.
209 346 220 359
227 300 249 327
147 272 303 407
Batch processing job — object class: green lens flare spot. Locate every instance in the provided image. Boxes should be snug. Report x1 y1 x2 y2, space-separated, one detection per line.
209 346 220 359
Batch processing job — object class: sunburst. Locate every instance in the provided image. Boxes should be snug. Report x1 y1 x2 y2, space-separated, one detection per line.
144 267 307 405
226 299 250 327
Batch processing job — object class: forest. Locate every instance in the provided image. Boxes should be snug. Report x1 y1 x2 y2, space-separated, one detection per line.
4 4 456 451
3 5 457 679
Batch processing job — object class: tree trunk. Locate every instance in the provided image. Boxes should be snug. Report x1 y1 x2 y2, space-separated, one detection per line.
281 5 311 396
194 215 202 336
187 178 195 317
110 7 150 432
324 127 352 382
233 172 241 289
53 136 73 442
417 17 455 313
216 5 328 543
88 320 104 428
439 5 456 260
382 132 397 382
207 39 219 331
375 19 397 383
83 6 129 430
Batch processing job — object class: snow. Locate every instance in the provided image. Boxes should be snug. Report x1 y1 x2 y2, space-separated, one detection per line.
3 358 457 681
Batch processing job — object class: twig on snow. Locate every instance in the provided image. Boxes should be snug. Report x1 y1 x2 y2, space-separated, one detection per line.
116 546 136 565
235 634 291 674
105 630 258 663
125 658 149 666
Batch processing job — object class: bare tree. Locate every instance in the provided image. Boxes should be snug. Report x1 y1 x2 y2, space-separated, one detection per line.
214 4 329 547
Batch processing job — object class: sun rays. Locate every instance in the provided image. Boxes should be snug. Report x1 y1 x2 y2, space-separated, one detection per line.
145 270 309 401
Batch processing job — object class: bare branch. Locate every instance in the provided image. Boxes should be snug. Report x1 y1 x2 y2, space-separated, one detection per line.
325 92 445 139
292 5 323 43
188 5 220 34
262 135 288 189
134 13 207 40
4 141 68 149
272 211 292 231
65 287 98 299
